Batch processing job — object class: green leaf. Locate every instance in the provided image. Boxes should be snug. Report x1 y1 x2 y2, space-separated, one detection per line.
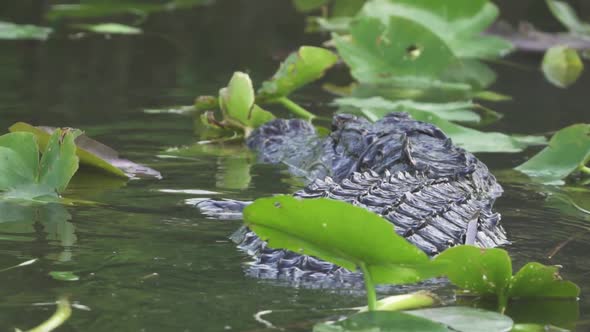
217 72 275 132
337 98 545 153
546 0 590 35
335 96 482 124
332 0 366 17
220 72 256 123
313 311 451 332
39 129 81 193
49 271 80 281
434 246 512 299
406 307 513 332
515 124 590 183
0 132 40 189
9 122 161 179
243 196 441 284
541 46 584 88
74 23 142 35
195 95 218 111
0 21 52 40
508 263 580 299
258 46 338 100
359 0 513 59
334 16 457 83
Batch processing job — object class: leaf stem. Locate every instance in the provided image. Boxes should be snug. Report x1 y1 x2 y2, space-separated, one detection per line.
498 293 508 314
359 263 377 311
579 165 590 175
276 97 316 121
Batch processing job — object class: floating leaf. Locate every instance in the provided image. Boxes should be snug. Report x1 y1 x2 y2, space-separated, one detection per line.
9 122 161 179
313 311 450 332
406 307 513 332
515 124 590 184
0 129 79 201
334 16 456 84
46 0 210 20
435 246 512 299
359 0 513 59
337 98 545 153
244 196 442 284
434 246 579 310
39 129 81 193
336 96 483 124
258 46 338 100
546 0 590 35
49 271 80 281
541 46 584 88
74 23 142 35
508 263 580 299
0 21 52 40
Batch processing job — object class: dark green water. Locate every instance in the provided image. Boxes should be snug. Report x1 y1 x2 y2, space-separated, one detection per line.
0 1 589 331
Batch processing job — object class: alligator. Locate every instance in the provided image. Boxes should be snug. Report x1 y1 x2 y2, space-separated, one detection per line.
197 113 507 284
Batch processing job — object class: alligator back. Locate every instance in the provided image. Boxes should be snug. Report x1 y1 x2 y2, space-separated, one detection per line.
234 113 507 282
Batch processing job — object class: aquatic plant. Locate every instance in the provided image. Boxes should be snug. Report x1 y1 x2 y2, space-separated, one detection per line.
243 195 579 330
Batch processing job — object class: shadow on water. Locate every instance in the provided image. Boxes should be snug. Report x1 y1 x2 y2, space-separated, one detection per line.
0 0 589 330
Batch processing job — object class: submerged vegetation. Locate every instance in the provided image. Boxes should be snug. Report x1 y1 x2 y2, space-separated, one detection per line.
1 0 590 331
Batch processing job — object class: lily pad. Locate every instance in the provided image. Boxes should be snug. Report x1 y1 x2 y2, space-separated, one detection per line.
9 122 161 179
257 46 338 100
336 97 545 153
406 307 513 332
334 16 457 84
359 0 513 59
508 263 580 299
313 311 450 332
434 246 512 299
541 46 584 88
335 96 491 124
0 21 52 40
434 245 580 310
49 271 80 281
74 23 142 35
243 196 442 284
515 124 590 184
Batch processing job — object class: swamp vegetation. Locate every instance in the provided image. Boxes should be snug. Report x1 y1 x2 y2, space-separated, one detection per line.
1 0 590 331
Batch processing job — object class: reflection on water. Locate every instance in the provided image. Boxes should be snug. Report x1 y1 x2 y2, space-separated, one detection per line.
0 202 75 262
0 0 589 331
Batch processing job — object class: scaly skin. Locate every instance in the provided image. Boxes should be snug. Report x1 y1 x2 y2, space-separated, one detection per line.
198 113 507 283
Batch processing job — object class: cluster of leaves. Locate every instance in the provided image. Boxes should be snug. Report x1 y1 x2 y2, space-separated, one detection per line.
0 0 212 39
0 123 160 207
244 195 580 331
191 46 338 137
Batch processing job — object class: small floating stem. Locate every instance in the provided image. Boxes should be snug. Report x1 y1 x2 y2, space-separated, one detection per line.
360 263 377 311
276 97 316 121
369 291 439 312
27 297 72 332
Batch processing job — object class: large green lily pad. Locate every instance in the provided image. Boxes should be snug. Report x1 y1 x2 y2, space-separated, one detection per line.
515 124 590 184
